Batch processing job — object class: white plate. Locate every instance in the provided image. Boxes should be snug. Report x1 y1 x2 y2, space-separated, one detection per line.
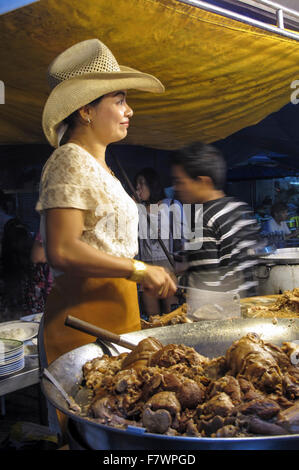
0 353 24 365
0 321 39 342
20 313 43 323
0 360 24 376
0 360 24 372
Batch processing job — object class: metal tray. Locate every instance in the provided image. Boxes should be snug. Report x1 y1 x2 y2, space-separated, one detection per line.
41 318 299 450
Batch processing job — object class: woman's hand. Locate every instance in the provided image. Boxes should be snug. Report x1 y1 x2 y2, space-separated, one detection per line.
140 264 177 299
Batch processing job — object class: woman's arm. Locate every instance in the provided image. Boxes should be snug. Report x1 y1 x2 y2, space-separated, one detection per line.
45 208 177 298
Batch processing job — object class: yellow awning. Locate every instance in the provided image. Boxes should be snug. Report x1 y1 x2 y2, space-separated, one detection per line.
0 0 298 150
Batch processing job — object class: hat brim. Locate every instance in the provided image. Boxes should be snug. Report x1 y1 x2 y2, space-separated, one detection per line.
42 66 165 148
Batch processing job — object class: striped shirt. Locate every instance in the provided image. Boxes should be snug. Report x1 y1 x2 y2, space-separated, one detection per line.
184 197 261 297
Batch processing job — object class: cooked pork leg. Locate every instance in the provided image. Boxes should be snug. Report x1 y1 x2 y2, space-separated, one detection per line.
141 304 189 329
150 343 209 368
122 337 163 371
226 333 283 392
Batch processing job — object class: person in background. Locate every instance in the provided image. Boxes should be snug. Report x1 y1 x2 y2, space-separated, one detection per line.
1 219 51 319
134 168 184 316
171 142 262 298
263 202 299 239
31 231 53 297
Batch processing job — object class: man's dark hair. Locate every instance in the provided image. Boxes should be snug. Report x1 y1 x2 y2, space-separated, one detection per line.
271 202 288 218
171 142 227 190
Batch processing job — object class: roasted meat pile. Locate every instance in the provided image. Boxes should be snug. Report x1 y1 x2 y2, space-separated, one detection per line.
82 333 299 438
246 288 299 318
140 304 190 329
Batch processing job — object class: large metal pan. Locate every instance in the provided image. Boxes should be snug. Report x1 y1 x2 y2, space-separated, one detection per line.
41 318 299 450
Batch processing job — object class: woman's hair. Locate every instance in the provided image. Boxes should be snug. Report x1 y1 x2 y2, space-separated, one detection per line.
63 95 104 130
171 142 227 190
134 168 165 204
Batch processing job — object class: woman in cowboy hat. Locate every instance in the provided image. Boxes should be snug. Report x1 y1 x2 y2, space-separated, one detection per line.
36 39 176 369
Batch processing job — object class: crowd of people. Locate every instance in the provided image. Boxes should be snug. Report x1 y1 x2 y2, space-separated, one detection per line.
1 142 282 322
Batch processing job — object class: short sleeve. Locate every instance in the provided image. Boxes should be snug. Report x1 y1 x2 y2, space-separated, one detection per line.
36 145 107 212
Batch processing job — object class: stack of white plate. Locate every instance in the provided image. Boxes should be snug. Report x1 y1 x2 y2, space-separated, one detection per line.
0 338 24 377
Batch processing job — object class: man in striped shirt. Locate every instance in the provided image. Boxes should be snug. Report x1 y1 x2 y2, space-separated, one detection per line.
171 143 261 297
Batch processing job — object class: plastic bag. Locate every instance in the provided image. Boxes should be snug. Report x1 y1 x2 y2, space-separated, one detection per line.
185 286 241 321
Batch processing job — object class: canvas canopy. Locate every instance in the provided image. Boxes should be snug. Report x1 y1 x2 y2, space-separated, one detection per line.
0 0 299 150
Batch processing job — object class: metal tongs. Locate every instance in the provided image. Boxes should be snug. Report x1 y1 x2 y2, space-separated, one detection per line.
64 315 137 350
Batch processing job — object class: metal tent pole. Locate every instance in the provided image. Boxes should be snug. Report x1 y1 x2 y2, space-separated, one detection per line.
277 8 285 29
177 0 299 41
251 0 299 19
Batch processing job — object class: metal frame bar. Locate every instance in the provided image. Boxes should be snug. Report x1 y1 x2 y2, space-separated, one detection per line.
276 8 284 29
177 0 299 41
251 0 299 19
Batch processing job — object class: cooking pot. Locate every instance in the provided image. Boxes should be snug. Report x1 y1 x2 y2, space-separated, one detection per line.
260 248 299 266
256 248 299 295
41 318 299 450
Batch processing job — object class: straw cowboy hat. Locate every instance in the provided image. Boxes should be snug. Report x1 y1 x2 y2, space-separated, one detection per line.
42 38 165 147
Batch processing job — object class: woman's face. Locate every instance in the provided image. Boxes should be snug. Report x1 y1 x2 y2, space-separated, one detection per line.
136 175 151 202
88 90 133 145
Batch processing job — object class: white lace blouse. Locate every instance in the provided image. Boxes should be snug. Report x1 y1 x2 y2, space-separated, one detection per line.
36 143 139 273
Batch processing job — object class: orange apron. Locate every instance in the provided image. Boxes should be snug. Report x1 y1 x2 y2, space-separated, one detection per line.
44 274 141 365
43 274 141 435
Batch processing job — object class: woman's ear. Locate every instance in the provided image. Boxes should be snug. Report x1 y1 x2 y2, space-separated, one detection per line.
78 105 92 124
